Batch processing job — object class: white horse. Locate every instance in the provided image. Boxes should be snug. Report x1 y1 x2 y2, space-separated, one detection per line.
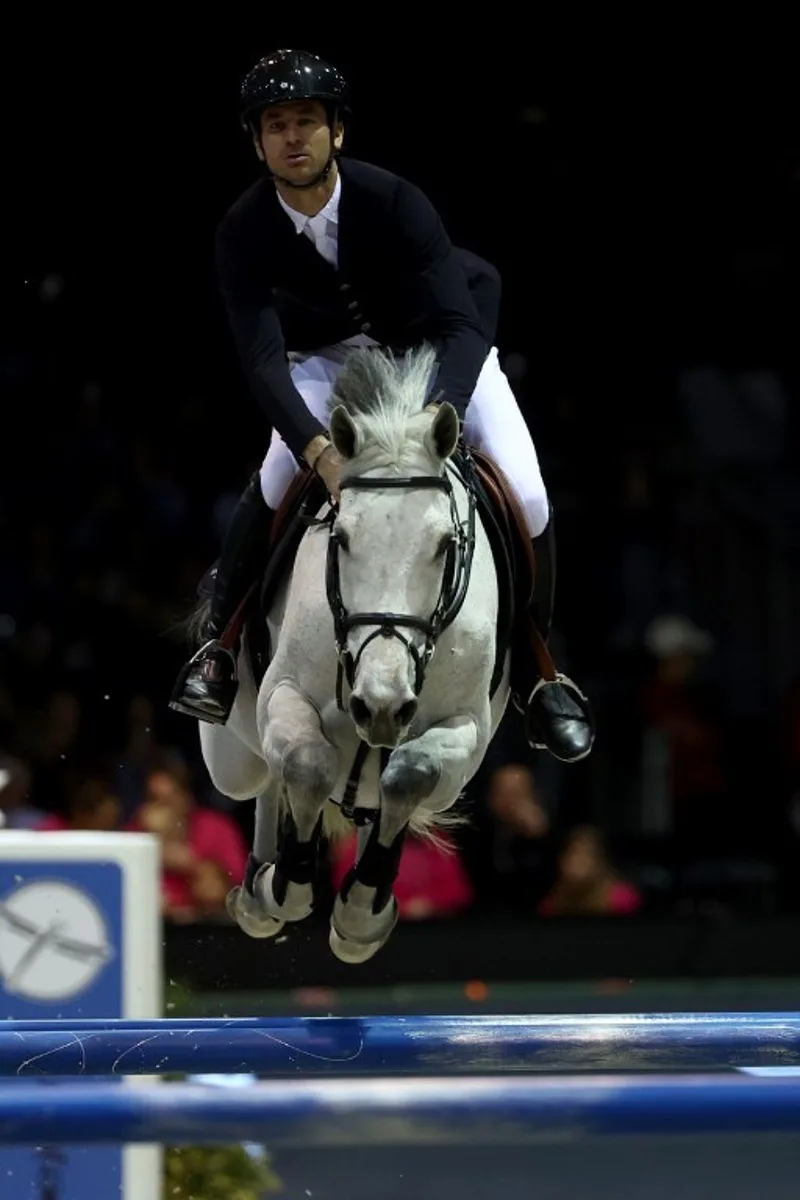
196 344 510 963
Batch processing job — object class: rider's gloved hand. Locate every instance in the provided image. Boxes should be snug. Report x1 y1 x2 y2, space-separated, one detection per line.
304 435 343 502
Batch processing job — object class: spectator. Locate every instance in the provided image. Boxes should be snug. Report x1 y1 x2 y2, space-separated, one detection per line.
538 825 642 916
36 774 122 832
0 755 46 830
638 613 727 853
126 759 248 922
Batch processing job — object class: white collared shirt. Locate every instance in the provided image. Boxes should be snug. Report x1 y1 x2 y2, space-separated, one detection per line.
276 173 341 267
275 173 379 350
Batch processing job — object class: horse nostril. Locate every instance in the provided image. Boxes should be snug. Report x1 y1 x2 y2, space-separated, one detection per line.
396 700 417 727
349 696 371 726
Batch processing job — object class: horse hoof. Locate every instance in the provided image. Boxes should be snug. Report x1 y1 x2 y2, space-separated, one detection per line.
329 894 398 964
255 863 314 922
329 926 390 964
225 884 284 939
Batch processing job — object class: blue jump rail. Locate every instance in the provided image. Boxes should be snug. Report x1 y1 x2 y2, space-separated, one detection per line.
1 1073 800 1145
0 1012 798 1076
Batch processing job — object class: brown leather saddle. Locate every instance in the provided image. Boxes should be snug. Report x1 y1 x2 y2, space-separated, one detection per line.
467 449 559 693
231 448 557 699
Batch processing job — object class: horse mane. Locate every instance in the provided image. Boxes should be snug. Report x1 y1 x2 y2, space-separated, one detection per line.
328 344 439 465
179 345 441 650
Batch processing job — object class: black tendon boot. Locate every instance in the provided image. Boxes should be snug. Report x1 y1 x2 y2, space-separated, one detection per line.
522 509 595 762
170 472 273 724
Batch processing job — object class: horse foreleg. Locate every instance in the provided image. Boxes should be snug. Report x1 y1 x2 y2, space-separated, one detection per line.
225 783 287 940
253 788 281 864
329 716 480 964
255 682 338 925
197 722 286 940
395 714 483 818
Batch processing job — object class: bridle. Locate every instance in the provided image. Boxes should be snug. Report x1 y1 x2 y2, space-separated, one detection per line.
324 461 477 712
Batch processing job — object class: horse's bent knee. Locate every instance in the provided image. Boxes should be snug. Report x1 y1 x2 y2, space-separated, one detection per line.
381 746 440 805
282 739 337 799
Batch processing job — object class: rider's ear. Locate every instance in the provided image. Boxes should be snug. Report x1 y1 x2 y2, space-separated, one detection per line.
330 405 360 458
426 401 460 460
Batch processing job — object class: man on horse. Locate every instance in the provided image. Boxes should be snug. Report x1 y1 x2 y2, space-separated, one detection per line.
169 48 594 764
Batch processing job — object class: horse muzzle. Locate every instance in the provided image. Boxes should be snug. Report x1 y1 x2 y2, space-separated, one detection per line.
349 695 418 748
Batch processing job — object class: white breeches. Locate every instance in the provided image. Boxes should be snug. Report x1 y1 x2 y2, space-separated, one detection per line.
260 346 550 538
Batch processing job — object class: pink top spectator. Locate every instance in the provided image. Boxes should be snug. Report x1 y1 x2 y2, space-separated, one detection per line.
38 807 248 911
125 807 248 911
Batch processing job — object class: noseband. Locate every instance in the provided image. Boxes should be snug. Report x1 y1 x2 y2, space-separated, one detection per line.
325 464 477 711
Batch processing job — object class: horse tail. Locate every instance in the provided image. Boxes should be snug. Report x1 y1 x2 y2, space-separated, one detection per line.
408 801 470 849
322 801 353 841
171 563 216 650
183 595 212 649
161 591 211 655
322 794 470 850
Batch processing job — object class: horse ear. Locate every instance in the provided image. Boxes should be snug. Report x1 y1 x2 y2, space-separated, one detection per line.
329 405 359 459
427 401 460 460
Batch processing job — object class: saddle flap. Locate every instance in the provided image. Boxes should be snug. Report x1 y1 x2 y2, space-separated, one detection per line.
467 448 558 686
470 449 536 605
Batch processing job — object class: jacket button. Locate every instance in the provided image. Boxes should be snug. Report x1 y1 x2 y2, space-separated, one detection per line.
361 322 372 333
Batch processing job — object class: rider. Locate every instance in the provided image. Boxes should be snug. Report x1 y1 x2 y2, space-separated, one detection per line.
169 48 594 764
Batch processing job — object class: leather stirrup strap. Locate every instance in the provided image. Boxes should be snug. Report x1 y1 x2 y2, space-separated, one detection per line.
217 584 257 652
527 620 559 683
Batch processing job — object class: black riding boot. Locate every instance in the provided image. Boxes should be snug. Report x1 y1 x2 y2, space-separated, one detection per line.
169 472 273 724
521 509 596 763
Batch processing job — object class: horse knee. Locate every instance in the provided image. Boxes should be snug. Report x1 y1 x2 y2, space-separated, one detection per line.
282 739 337 800
381 745 440 805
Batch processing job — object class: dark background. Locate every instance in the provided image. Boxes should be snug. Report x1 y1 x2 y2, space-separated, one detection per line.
2 23 800 986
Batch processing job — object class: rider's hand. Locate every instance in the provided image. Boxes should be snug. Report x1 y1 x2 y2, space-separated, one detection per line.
304 435 342 502
315 444 343 501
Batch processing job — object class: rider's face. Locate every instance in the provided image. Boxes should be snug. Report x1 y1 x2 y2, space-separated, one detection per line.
256 100 343 184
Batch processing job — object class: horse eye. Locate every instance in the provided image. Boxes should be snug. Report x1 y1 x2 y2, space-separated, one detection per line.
334 527 350 553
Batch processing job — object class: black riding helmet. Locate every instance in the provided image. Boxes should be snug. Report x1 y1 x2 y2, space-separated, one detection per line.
240 49 349 188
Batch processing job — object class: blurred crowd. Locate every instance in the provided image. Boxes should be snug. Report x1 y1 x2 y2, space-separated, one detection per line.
2 231 800 929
